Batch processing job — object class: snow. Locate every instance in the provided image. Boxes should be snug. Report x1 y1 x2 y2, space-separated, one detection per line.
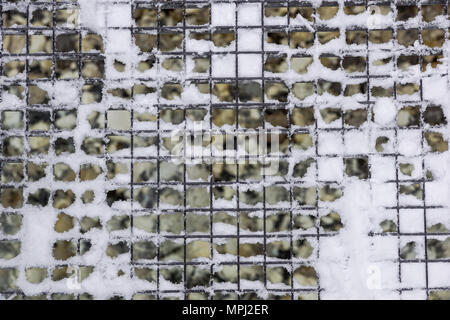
370 156 396 182
238 29 262 51
426 181 449 206
107 4 131 28
318 132 343 155
238 3 262 26
212 54 236 78
344 131 370 154
318 157 343 181
106 30 132 54
428 264 450 287
401 263 427 288
373 98 397 125
397 130 423 157
372 184 397 207
211 3 236 26
1 0 449 301
399 210 424 234
79 0 106 33
423 76 448 101
238 54 262 77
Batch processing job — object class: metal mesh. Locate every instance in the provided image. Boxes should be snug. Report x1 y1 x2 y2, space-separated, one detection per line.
0 0 449 300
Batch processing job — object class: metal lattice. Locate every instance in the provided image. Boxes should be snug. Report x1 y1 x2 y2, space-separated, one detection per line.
0 0 449 300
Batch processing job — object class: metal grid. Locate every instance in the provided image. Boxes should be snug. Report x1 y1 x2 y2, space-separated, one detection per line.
0 0 449 300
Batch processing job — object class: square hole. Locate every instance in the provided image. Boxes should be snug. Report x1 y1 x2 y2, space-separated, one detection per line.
29 59 52 79
186 7 210 26
211 31 235 51
266 212 290 233
186 213 210 234
3 60 26 78
82 59 105 79
28 110 51 131
160 9 183 27
372 53 394 69
82 83 104 104
3 10 27 27
399 183 423 206
239 187 264 208
107 110 131 130
29 136 50 155
1 111 24 130
369 29 393 45
161 213 184 235
3 136 24 157
133 161 157 183
160 33 183 52
264 6 288 25
189 56 210 74
398 157 422 179
1 162 24 183
266 185 290 206
56 60 79 79
55 9 79 27
55 110 77 131
133 7 157 27
400 237 425 260
3 34 26 54
213 163 237 182
396 29 418 47
187 187 210 208
55 137 75 155
213 185 236 208
422 5 444 23
187 163 210 182
213 213 237 236
82 34 104 53
373 130 395 153
107 135 131 154
160 162 184 182
214 265 238 287
31 9 53 27
56 34 80 52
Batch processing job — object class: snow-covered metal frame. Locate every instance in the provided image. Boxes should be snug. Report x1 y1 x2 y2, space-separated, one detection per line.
0 0 449 300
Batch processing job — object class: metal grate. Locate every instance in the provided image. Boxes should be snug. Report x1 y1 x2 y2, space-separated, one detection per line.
0 0 449 300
